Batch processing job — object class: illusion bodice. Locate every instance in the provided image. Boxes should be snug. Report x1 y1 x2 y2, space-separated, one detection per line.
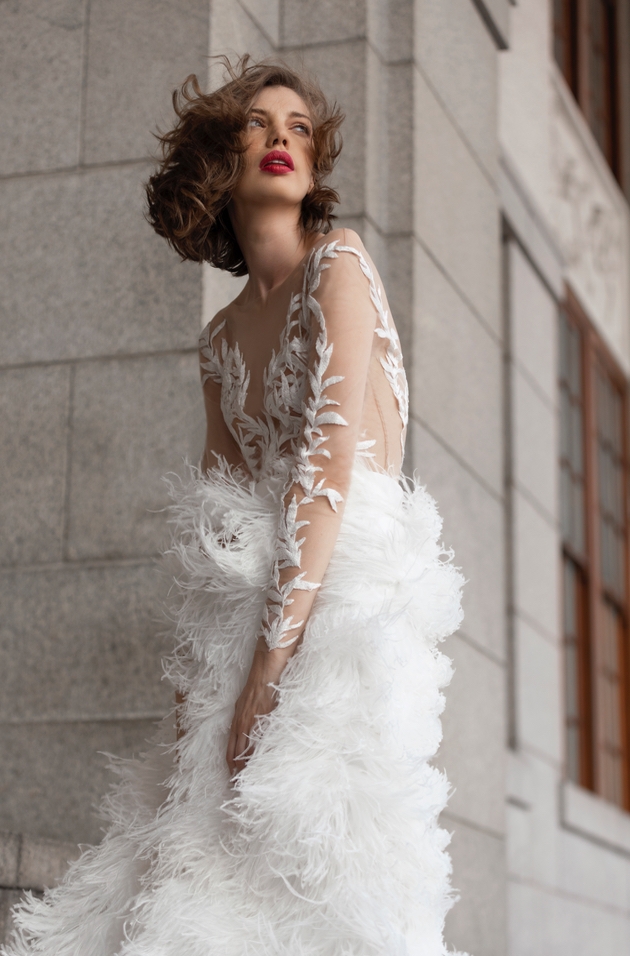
199 232 409 649
200 239 408 480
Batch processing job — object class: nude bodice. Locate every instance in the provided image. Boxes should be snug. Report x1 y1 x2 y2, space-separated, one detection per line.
199 232 409 649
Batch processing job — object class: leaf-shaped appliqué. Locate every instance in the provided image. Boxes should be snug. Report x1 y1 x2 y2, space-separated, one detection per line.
198 239 408 649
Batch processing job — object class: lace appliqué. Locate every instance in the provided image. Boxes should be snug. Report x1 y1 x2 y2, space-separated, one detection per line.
258 244 349 648
199 240 409 650
200 296 309 479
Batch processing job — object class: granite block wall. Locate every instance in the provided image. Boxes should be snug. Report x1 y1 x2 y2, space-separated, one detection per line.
0 0 208 849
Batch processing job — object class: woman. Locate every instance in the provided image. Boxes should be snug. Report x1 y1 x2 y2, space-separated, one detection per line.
4 57 465 956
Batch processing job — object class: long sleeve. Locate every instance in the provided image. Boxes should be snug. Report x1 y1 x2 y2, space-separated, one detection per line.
258 241 378 650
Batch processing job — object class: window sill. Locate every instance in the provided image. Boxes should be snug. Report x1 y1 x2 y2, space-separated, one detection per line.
561 780 630 857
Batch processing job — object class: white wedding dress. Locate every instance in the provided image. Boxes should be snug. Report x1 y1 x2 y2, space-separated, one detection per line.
3 231 465 956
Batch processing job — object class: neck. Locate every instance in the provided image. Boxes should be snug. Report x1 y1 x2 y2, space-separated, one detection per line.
229 200 313 304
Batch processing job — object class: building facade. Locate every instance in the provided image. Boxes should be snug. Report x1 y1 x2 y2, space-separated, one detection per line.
0 1 629 952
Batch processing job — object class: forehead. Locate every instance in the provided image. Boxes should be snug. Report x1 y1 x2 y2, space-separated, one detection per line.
250 84 310 117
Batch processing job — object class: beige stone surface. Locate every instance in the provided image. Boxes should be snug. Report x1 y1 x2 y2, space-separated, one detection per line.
410 420 506 661
513 489 559 638
507 752 559 884
508 240 558 404
0 366 70 567
508 878 630 956
474 0 510 49
412 242 503 495
367 0 413 63
414 68 501 334
381 60 414 234
83 0 209 164
0 719 161 844
0 563 171 722
512 366 557 519
557 826 630 913
0 0 85 175
209 0 274 90
0 165 201 365
67 352 204 561
415 0 498 178
17 835 81 892
281 0 366 45
440 634 506 835
514 617 562 761
0 889 24 947
443 820 507 956
239 0 280 46
383 234 414 366
0 832 20 887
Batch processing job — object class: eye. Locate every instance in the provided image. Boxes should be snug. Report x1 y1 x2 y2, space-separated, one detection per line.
293 123 311 135
248 116 264 128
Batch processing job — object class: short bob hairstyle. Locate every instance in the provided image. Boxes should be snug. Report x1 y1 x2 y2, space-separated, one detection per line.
145 56 344 276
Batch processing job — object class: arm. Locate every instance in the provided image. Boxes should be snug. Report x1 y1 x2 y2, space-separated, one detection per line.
227 237 377 774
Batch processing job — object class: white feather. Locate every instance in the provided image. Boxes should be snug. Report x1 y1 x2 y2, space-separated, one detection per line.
3 460 467 956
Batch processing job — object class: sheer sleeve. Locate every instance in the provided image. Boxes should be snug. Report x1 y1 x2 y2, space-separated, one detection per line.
258 239 378 650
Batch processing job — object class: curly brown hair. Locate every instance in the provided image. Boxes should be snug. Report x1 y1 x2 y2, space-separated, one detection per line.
145 56 344 275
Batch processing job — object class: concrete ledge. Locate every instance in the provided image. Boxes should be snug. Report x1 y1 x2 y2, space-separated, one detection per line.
561 780 630 857
0 831 80 891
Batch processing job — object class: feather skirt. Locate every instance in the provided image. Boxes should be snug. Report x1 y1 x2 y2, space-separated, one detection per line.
3 461 465 956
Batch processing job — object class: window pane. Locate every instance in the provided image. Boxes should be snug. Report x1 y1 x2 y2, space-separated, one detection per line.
596 365 626 601
597 600 626 806
559 311 587 560
563 557 586 785
588 0 618 173
553 0 579 98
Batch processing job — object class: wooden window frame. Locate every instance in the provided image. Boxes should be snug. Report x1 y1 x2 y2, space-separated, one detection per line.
561 286 630 808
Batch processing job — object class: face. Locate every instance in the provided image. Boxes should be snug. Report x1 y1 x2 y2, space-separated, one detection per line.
230 85 315 211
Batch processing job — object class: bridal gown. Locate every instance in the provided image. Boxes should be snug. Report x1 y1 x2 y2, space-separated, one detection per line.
4 231 465 956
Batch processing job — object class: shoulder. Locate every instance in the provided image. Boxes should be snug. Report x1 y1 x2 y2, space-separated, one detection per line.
321 226 365 251
307 229 383 303
199 306 229 352
310 227 367 263
307 228 373 289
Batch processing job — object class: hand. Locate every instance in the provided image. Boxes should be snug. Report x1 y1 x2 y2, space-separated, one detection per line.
226 638 291 776
226 636 294 777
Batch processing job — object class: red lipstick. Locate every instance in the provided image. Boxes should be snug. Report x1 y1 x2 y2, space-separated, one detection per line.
259 150 294 174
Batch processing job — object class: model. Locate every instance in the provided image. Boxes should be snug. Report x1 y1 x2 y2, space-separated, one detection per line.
3 57 465 956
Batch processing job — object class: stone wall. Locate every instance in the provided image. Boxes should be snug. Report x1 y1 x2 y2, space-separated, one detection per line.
0 0 208 846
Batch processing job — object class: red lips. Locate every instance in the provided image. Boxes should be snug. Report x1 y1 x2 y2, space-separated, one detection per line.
259 150 294 174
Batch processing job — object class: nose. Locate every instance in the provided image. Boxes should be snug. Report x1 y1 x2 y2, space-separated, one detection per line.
266 123 288 148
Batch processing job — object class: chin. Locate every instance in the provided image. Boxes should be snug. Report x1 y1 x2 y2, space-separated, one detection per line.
240 180 309 208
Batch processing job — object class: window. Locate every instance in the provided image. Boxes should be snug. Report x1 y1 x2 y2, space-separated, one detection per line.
559 290 630 809
553 0 621 179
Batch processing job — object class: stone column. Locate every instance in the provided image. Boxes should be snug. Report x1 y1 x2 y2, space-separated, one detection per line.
0 0 208 849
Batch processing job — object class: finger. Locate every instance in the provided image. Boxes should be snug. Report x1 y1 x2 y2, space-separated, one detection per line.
226 726 237 775
235 732 251 763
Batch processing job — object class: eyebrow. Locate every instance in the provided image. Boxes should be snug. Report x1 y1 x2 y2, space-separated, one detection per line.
249 107 312 123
